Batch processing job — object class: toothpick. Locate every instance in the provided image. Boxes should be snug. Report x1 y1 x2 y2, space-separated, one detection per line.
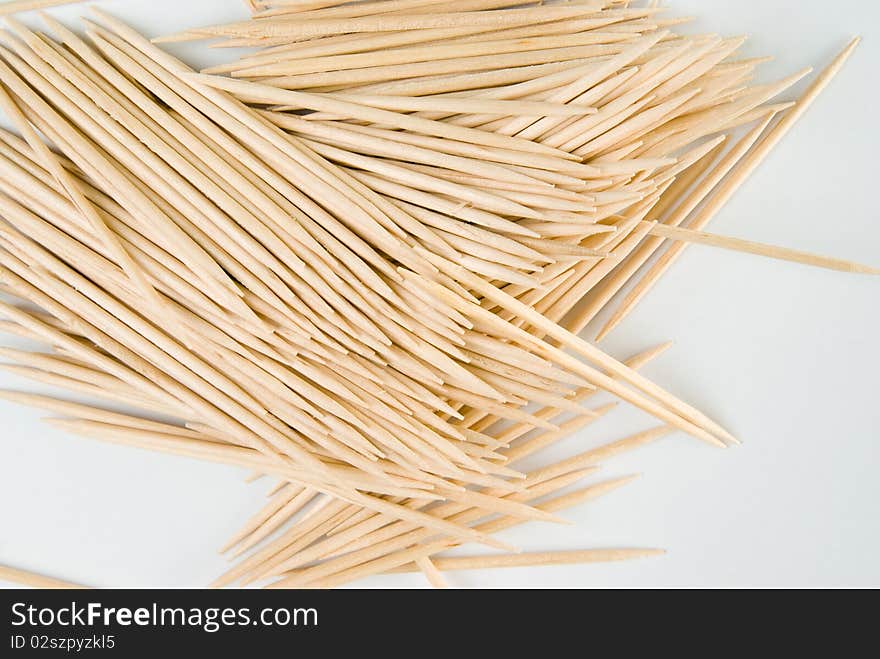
596 38 861 338
0 0 82 17
388 548 666 573
168 7 609 42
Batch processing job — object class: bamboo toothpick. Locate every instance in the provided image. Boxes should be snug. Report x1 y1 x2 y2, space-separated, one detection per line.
0 0 81 16
644 222 879 275
596 38 862 339
388 548 666 573
0 564 87 589
415 556 449 588
0 72 162 314
0 3 871 591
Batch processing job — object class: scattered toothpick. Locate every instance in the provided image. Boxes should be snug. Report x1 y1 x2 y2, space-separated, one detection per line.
0 2 870 590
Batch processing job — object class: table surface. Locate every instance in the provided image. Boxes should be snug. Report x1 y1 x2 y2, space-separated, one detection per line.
0 0 877 588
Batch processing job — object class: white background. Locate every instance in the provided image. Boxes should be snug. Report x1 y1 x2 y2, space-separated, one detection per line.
0 0 877 588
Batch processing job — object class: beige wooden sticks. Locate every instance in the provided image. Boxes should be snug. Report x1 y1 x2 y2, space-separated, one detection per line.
386 548 666 573
593 37 862 341
0 1 81 17
0 1 871 589
0 564 87 589
645 222 879 275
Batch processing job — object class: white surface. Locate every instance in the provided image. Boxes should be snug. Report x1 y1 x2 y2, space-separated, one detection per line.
0 0 877 588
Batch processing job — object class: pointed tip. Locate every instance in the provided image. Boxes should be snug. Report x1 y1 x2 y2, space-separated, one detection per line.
207 575 228 589
2 16 26 37
151 32 197 44
707 133 729 149
605 473 642 490
201 64 230 75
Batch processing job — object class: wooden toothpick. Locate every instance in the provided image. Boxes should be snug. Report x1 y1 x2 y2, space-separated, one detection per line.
0 564 86 589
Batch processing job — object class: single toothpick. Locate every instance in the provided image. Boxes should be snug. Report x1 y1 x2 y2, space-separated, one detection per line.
158 7 611 42
595 37 862 339
0 564 86 589
388 548 666 573
645 222 879 275
0 71 162 313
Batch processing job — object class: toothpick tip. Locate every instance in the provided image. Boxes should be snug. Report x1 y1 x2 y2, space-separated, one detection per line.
851 261 880 275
